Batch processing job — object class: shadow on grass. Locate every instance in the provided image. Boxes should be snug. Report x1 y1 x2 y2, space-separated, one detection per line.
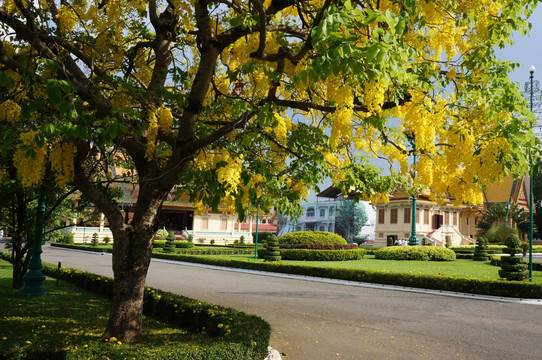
0 261 263 360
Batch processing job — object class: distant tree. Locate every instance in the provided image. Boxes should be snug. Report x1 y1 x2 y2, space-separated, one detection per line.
477 203 531 240
336 200 368 242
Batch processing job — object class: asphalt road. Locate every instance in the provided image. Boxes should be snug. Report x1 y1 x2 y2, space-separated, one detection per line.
34 246 542 359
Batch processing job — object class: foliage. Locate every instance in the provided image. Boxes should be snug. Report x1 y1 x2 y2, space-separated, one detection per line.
485 223 518 244
155 229 169 240
374 247 456 261
335 200 368 242
0 259 270 360
164 231 177 254
279 231 346 245
1 0 540 340
264 235 281 261
259 248 365 261
54 232 75 244
499 234 529 281
473 237 489 261
477 203 531 237
91 232 99 246
103 236 111 244
50 251 542 299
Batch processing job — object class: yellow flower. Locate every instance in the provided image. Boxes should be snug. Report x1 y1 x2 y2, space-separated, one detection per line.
25 341 32 344
2 337 6 340
109 336 117 342
217 323 224 328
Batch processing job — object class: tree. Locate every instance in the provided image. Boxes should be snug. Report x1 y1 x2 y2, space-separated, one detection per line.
336 200 368 242
476 202 531 240
0 0 539 341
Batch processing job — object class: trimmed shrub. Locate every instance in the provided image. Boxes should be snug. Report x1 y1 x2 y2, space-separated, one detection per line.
499 234 529 281
102 236 111 244
155 229 169 240
473 237 489 261
164 232 177 254
265 235 281 261
176 241 195 249
259 248 365 261
279 244 358 250
374 246 456 261
91 233 99 246
279 231 346 245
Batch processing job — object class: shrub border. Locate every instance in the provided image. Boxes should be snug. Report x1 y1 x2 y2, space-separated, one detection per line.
47 244 542 299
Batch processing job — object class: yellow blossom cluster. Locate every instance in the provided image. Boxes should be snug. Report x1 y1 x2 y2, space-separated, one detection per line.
145 111 158 160
157 105 174 134
0 100 21 123
50 142 75 187
56 5 78 35
216 153 243 192
13 131 47 188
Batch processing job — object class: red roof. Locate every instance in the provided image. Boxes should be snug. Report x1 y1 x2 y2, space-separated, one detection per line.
239 223 277 232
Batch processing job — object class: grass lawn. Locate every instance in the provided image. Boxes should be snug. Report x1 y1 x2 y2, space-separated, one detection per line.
0 260 263 360
198 254 542 283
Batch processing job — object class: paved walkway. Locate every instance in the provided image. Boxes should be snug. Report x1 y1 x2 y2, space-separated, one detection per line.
31 246 542 359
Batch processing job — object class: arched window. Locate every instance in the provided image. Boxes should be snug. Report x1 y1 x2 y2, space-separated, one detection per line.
306 207 315 218
320 208 326 217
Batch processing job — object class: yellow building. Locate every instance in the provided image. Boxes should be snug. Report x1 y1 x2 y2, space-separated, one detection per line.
373 176 530 247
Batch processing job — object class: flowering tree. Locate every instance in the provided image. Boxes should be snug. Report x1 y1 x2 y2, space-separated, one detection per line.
0 0 539 340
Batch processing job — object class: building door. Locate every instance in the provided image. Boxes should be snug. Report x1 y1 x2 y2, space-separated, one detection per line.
433 214 443 229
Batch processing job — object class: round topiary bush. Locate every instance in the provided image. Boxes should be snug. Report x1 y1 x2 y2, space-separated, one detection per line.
278 231 346 245
374 246 456 261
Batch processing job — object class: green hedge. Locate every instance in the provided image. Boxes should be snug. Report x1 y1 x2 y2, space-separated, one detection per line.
52 243 113 253
278 231 346 245
136 252 542 299
41 246 542 299
258 248 366 261
0 252 270 359
374 246 456 261
153 240 195 249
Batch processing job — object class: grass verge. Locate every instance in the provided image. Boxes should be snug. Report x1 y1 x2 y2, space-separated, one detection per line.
0 260 269 360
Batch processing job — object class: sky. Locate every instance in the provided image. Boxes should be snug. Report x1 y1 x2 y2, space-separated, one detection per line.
305 5 542 204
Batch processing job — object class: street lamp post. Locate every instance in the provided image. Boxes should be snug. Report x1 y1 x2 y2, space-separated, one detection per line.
529 65 535 282
254 209 259 259
18 193 47 296
407 134 419 246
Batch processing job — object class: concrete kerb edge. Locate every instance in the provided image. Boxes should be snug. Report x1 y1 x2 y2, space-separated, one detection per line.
48 246 542 305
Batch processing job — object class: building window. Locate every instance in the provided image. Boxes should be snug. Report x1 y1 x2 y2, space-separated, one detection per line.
221 217 228 231
320 208 326 217
390 208 398 224
306 208 315 218
404 207 411 223
319 225 325 231
416 208 420 224
444 211 450 225
378 209 385 224
424 209 429 224
453 212 458 226
467 217 470 225
201 217 209 231
329 207 334 216
379 233 384 238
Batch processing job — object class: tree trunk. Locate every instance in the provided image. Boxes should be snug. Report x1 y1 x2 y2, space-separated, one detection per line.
102 220 157 341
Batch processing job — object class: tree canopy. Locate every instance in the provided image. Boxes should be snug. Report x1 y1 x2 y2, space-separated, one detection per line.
336 199 368 241
0 0 540 341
